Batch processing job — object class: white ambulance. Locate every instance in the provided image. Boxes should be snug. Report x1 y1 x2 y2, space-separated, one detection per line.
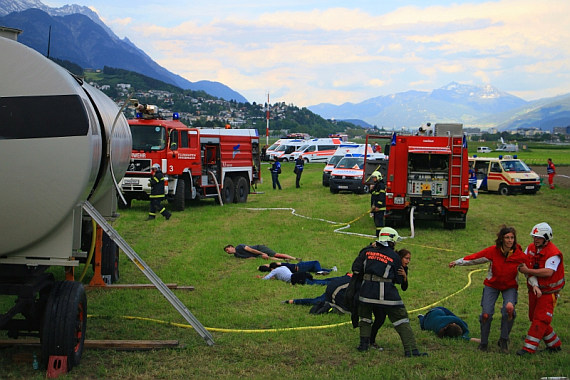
323 144 371 186
288 138 343 163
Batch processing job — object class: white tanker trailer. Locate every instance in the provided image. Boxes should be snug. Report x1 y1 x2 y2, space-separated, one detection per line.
0 38 132 369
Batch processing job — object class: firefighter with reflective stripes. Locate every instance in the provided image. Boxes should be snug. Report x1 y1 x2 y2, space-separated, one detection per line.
349 227 426 356
369 171 386 238
517 222 564 355
147 163 171 221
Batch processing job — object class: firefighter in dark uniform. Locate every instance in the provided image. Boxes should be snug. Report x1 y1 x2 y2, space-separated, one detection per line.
369 171 386 237
348 227 426 356
147 163 171 220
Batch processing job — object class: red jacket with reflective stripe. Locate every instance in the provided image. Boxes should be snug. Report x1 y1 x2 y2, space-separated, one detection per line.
524 242 565 294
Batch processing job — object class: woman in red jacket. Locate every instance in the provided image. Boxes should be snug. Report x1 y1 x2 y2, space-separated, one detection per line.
449 225 526 353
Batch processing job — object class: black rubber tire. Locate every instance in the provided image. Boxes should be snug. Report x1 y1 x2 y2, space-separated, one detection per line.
234 176 249 203
222 177 235 204
304 158 309 164
330 187 339 194
282 158 288 162
173 179 186 211
41 281 87 371
101 232 119 284
499 184 509 196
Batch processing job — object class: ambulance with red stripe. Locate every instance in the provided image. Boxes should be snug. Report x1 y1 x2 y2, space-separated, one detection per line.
469 155 540 195
323 143 371 186
288 138 343 163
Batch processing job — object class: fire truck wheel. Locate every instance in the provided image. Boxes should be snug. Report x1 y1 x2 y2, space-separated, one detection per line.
498 184 509 196
234 176 249 203
173 179 186 211
330 186 339 194
41 281 87 370
222 177 235 204
101 232 119 283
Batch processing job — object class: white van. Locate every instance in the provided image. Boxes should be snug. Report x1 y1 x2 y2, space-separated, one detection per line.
323 144 370 186
288 138 343 163
269 139 307 161
477 146 492 153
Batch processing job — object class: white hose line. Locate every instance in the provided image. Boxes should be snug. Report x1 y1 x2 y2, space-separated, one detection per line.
244 207 414 240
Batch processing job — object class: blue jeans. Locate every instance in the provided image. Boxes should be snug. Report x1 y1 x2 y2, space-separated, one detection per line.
271 172 281 189
297 261 331 272
305 278 333 286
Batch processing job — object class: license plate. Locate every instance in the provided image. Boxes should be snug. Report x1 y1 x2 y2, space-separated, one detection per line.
338 186 348 189
525 185 534 189
123 178 140 185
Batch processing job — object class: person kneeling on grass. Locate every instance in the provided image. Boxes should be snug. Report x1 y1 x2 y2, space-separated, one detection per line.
224 244 299 261
258 261 338 275
418 306 480 342
282 274 353 315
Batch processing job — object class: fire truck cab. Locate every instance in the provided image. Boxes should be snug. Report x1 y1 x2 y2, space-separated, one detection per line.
119 104 261 210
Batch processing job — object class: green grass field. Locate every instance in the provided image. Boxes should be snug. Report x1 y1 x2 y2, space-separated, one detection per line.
2 161 569 379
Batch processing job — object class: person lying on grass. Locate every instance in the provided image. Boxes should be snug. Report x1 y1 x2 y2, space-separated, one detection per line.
224 244 299 261
256 265 340 286
258 261 338 275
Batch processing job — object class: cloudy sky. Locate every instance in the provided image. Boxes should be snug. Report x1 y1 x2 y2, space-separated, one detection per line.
44 0 570 107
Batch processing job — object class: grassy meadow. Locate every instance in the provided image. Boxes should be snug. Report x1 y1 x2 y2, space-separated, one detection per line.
2 158 569 379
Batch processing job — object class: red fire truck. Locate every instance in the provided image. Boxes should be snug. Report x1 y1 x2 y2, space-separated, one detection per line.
364 123 470 229
119 104 261 210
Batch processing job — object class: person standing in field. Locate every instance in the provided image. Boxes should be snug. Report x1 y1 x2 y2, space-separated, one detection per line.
147 163 171 221
468 164 477 199
546 158 556 189
269 156 282 190
369 171 386 238
369 248 413 350
294 156 304 188
449 225 526 353
517 222 564 355
347 227 426 356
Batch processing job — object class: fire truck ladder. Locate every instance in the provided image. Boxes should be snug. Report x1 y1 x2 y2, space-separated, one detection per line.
448 135 465 209
82 201 215 346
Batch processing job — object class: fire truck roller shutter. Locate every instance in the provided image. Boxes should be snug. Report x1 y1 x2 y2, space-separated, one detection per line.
0 38 131 257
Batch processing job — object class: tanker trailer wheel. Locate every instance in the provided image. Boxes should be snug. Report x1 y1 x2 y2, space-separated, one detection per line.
234 176 249 203
41 281 87 371
498 184 509 196
173 179 186 211
101 232 120 283
222 177 235 204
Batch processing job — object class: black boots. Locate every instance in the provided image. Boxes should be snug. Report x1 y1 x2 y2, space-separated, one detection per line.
357 337 370 352
405 349 428 357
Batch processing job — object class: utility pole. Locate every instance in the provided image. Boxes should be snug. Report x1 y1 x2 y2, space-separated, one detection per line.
266 92 270 146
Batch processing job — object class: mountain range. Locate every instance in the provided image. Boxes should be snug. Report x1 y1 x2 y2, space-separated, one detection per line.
309 82 570 131
0 0 247 102
2 0 569 131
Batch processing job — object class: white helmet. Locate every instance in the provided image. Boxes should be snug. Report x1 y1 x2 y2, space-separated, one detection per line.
530 222 553 241
152 163 161 171
377 227 401 242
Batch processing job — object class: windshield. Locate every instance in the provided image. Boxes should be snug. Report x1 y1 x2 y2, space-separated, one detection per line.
327 155 344 166
501 160 531 172
336 157 364 169
295 144 309 153
267 143 279 150
276 145 289 151
130 125 167 151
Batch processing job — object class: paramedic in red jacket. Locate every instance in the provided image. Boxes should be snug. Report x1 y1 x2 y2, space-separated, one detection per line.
449 225 526 353
517 222 564 355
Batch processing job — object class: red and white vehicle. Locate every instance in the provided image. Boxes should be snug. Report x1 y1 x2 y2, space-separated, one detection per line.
288 138 343 163
329 152 385 194
119 104 261 209
364 123 470 229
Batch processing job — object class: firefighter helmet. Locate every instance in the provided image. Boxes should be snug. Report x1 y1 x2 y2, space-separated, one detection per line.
371 171 382 180
377 227 401 242
152 163 161 171
530 222 553 241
